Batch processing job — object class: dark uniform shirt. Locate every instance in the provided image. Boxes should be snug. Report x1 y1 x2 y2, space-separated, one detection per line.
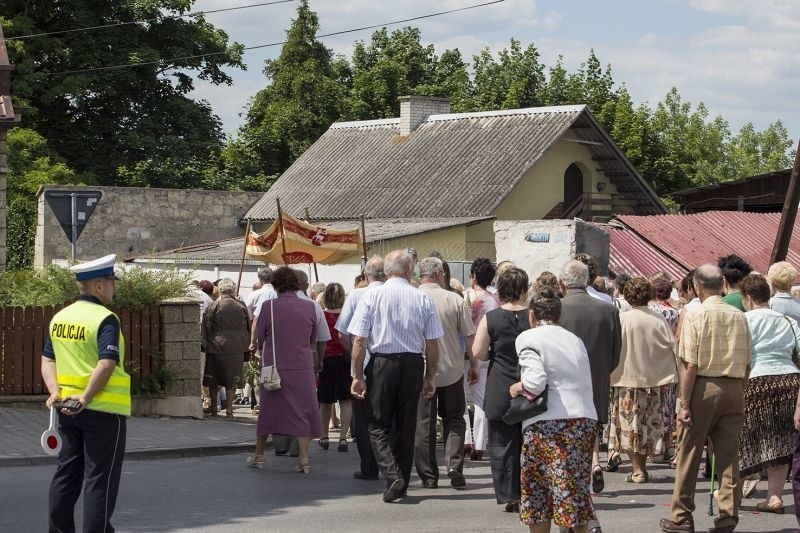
42 295 121 361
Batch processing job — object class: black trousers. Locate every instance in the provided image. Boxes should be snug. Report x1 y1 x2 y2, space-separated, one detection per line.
415 377 467 483
366 354 424 489
49 409 127 533
488 418 521 504
353 395 379 476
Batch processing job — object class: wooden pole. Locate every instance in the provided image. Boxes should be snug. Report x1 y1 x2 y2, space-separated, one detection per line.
235 219 251 297
276 197 288 266
770 139 800 264
360 214 368 267
304 207 319 282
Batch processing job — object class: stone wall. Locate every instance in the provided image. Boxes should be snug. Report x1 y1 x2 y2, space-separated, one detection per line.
494 219 610 277
35 185 263 267
133 297 203 418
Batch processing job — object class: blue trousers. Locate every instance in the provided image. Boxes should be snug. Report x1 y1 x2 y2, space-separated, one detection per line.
49 409 126 533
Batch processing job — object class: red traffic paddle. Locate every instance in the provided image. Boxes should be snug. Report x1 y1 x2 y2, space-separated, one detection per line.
41 406 62 456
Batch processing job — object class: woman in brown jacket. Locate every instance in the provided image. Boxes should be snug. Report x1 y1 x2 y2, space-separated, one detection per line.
202 278 251 417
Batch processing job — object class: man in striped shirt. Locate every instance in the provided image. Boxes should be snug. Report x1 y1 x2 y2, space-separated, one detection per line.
349 249 444 503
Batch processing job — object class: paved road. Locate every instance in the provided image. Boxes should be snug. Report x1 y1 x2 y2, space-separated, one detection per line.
2 442 798 532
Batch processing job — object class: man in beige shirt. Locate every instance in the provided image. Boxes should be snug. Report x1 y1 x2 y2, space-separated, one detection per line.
660 264 752 533
415 257 477 489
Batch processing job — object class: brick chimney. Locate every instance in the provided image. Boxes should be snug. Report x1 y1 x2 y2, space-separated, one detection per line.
398 96 451 136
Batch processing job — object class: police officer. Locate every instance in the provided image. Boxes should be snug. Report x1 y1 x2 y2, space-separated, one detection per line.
41 254 130 533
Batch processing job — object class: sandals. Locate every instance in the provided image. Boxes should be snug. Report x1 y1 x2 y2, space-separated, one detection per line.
295 460 311 474
755 500 785 514
318 437 329 450
591 466 605 494
625 471 649 483
338 438 348 452
246 454 265 469
604 451 622 472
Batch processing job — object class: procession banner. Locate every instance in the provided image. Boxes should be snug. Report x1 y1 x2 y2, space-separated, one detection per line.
246 212 362 265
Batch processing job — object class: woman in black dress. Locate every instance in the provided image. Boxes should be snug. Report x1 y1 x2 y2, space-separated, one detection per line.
473 267 531 512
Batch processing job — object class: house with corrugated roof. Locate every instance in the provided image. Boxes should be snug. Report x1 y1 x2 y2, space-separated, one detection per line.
244 96 667 261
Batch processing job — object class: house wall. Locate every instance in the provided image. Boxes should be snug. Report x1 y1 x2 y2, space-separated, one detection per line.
465 221 497 261
35 185 262 268
492 137 618 220
369 225 467 261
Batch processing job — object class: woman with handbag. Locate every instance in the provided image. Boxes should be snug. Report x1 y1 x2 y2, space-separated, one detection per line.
511 288 598 533
472 267 529 512
737 273 800 512
247 267 322 473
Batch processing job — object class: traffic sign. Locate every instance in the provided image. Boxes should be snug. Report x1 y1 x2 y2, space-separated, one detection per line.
44 190 102 260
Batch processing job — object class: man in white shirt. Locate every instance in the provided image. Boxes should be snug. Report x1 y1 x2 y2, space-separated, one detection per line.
576 253 613 304
336 256 385 481
349 250 444 503
246 268 277 320
414 257 476 489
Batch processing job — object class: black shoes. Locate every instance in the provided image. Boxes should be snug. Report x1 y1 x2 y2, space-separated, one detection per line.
448 469 466 489
353 471 379 480
383 479 406 503
421 479 438 489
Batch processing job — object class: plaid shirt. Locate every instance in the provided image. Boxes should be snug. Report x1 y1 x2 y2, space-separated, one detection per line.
679 295 752 378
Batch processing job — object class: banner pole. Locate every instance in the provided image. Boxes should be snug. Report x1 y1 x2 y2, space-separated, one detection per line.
304 207 319 283
360 214 368 267
236 218 251 297
276 197 288 266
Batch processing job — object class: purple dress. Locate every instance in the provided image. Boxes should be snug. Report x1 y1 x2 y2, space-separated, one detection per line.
255 292 322 438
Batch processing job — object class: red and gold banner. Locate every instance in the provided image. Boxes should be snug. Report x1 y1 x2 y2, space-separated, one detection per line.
246 212 362 265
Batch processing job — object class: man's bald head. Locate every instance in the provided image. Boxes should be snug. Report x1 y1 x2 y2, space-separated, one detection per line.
364 255 386 282
693 264 724 296
385 250 414 280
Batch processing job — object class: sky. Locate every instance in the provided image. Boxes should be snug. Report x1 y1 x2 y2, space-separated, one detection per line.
189 0 800 146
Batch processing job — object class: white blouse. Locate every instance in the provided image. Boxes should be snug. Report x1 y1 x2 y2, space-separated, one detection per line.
515 324 598 427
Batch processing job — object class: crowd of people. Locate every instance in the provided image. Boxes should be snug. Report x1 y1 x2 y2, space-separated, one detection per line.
190 250 800 533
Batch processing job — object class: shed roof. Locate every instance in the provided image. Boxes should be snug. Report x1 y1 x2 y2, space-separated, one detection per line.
606 225 687 280
616 212 800 275
129 217 491 265
245 105 666 221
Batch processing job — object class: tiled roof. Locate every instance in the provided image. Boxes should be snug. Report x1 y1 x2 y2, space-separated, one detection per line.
245 105 665 221
129 217 491 265
616 212 800 276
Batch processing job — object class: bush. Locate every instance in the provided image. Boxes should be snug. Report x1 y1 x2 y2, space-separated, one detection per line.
0 264 192 309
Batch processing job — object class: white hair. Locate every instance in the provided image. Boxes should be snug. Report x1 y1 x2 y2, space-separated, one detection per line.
385 250 413 277
419 257 443 278
217 278 237 295
559 260 589 289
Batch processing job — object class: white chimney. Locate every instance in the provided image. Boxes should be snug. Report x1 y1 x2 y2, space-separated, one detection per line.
398 96 451 136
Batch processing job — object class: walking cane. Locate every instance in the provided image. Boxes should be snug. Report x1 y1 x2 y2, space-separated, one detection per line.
708 453 716 516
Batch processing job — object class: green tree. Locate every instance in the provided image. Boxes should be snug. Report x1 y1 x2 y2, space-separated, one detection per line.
232 0 343 178
5 128 83 269
471 39 546 111
3 0 243 187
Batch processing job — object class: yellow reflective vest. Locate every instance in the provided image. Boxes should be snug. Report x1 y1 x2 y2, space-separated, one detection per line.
50 300 131 417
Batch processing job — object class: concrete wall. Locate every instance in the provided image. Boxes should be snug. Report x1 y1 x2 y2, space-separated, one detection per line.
133 298 203 418
493 136 618 221
35 185 263 268
494 219 610 279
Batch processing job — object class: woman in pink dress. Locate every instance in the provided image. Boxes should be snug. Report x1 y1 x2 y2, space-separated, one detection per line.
247 267 322 473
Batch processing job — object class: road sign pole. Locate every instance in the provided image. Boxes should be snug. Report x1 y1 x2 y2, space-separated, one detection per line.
70 193 77 261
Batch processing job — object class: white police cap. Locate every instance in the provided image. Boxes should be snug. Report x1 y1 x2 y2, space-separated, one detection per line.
70 254 120 281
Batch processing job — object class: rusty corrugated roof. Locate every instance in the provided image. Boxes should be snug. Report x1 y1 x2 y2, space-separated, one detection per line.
617 212 800 275
607 225 688 280
245 105 666 221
